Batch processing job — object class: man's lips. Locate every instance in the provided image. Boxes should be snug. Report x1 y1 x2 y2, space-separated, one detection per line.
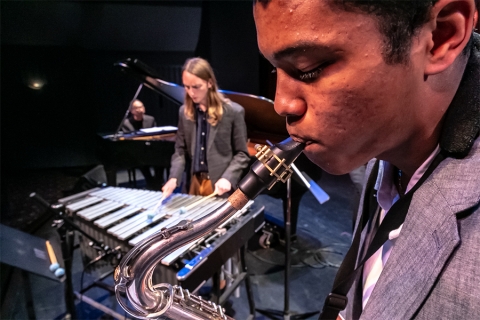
290 134 312 145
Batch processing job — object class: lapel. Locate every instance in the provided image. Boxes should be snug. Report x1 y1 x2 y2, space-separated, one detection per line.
189 119 196 157
180 109 196 157
361 177 460 319
142 116 150 129
361 150 480 319
207 122 218 154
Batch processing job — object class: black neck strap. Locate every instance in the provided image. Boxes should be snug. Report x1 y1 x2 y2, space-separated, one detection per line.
319 152 446 320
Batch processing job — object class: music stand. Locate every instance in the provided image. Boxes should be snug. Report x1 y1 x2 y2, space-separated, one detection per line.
256 177 322 320
0 224 63 282
0 224 63 319
29 192 122 320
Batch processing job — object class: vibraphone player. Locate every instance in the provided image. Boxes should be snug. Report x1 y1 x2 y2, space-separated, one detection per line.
162 57 250 198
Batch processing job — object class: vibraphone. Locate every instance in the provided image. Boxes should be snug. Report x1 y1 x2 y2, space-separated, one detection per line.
57 186 264 291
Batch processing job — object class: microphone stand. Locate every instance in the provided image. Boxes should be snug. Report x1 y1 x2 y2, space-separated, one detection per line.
113 83 144 140
256 140 329 319
256 178 321 320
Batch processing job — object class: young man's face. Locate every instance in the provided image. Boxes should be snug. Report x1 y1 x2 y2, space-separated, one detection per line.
182 71 212 107
254 0 427 174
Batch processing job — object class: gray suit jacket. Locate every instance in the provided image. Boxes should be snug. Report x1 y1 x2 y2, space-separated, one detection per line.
121 114 156 132
345 33 480 319
169 101 250 188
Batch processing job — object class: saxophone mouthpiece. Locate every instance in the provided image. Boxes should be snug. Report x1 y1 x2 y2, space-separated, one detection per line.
237 137 305 200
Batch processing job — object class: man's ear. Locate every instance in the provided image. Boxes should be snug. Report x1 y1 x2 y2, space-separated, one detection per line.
425 0 476 75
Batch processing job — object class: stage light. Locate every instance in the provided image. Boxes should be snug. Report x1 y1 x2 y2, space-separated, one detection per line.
28 78 46 90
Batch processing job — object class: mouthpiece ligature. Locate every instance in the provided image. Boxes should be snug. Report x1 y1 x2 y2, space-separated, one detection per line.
254 144 294 189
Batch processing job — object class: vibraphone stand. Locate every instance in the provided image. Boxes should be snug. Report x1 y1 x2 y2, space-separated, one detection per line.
255 178 320 320
30 193 123 320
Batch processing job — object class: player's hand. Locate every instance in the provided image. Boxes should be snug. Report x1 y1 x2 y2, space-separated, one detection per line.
214 178 231 196
161 178 177 198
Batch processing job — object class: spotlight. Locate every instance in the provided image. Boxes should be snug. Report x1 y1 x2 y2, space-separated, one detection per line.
27 78 46 90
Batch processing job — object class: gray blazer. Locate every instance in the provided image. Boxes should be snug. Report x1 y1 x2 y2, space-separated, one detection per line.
122 114 156 132
345 33 480 319
169 101 250 188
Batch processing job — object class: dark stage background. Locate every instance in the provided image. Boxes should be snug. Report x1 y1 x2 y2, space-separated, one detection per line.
1 1 264 170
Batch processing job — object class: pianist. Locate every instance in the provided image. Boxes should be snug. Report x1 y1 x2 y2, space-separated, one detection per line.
121 99 164 189
162 57 250 197
121 99 156 132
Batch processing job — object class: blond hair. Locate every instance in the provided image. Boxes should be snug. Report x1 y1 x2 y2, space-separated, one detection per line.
182 57 224 126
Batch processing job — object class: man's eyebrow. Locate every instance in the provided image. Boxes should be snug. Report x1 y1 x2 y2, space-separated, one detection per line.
273 42 329 60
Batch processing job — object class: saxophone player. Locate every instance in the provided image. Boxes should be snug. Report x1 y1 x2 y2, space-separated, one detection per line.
254 0 480 319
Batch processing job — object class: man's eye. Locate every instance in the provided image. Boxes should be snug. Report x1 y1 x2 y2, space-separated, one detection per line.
298 65 323 81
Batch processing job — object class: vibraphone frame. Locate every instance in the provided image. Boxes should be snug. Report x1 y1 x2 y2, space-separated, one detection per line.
57 187 265 295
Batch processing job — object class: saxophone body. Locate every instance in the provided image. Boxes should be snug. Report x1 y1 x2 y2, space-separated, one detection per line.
114 138 305 319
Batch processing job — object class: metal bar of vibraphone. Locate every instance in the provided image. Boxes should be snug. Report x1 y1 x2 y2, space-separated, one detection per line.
81 202 126 221
126 190 162 206
114 210 163 240
76 200 117 217
127 200 218 246
136 198 222 237
111 192 143 206
137 193 165 209
89 187 120 198
154 194 202 211
150 194 196 211
139 194 194 215
77 201 123 220
94 187 129 198
58 187 101 204
94 206 142 228
117 190 156 207
66 196 104 212
82 188 156 217
68 188 146 220
130 199 226 247
66 188 135 213
99 188 163 212
105 194 197 236
115 196 212 241
106 208 162 237
106 211 152 235
129 190 160 205
99 187 139 201
91 187 142 204
99 189 140 205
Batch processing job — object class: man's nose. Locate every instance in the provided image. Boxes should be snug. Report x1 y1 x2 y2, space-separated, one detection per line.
274 70 307 118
